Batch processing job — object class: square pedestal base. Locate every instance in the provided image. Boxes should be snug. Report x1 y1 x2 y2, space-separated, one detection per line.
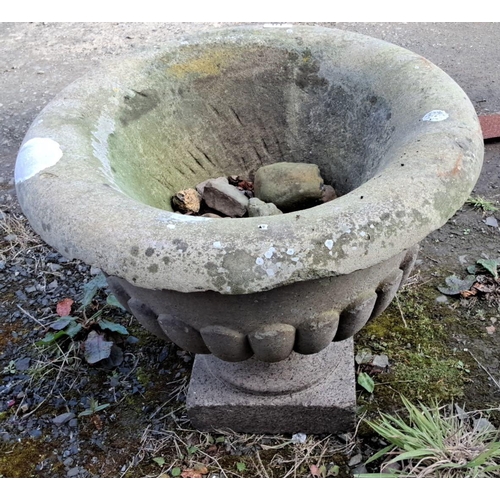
186 339 355 435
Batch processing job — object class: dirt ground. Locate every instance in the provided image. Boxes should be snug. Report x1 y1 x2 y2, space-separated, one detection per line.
1 22 500 478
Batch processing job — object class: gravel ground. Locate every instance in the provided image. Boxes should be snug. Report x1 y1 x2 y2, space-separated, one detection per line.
2 22 500 478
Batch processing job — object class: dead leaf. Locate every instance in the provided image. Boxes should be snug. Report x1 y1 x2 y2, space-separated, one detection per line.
193 465 208 474
473 282 496 293
460 289 477 298
83 331 113 364
180 469 203 478
438 275 476 295
238 180 253 191
91 414 103 430
56 298 74 317
310 464 321 477
486 325 496 335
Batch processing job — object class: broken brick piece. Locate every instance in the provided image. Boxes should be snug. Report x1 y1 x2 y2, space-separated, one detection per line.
479 114 500 140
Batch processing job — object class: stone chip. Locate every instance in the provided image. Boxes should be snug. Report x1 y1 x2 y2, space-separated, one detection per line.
203 178 249 217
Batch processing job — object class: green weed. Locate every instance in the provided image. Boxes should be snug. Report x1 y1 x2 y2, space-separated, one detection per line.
467 196 497 213
360 396 500 477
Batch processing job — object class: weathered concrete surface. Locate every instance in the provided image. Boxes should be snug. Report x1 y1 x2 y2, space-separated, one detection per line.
105 247 417 361
14 25 483 296
187 339 355 434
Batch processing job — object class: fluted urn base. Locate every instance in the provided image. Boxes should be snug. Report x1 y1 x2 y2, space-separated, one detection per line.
187 339 355 434
106 246 418 434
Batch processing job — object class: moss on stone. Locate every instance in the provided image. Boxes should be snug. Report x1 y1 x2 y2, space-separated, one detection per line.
356 281 470 413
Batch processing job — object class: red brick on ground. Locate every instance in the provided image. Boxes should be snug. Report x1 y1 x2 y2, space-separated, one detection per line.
479 114 500 140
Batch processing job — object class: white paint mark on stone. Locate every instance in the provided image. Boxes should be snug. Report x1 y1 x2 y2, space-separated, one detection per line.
369 224 375 229
15 138 63 183
291 257 300 262
264 23 293 28
422 110 449 122
325 239 334 250
225 286 232 293
213 241 222 249
258 224 268 230
286 248 295 255
359 231 367 237
166 224 176 229
266 268 275 277
265 247 276 259
256 257 264 266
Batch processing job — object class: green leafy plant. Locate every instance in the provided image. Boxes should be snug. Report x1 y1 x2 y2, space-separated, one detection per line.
477 258 500 279
170 467 182 477
35 273 129 366
37 273 128 343
78 397 110 417
357 372 375 393
2 360 17 375
359 396 500 477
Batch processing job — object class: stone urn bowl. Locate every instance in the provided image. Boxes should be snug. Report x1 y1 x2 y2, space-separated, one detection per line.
15 26 483 434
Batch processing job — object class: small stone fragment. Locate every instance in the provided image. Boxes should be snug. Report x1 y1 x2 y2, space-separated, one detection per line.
381 462 401 473
321 185 337 203
203 178 249 217
291 433 307 444
171 188 202 214
14 357 31 371
254 162 324 212
435 295 449 304
371 354 389 369
247 197 283 217
47 279 58 290
196 176 227 197
67 466 81 477
53 412 76 426
474 417 496 432
348 453 363 467
485 216 498 227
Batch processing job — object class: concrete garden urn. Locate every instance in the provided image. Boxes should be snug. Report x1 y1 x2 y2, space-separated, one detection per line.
15 26 483 434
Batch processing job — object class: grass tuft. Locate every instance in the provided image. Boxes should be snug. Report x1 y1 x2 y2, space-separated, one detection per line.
360 396 500 477
466 196 497 213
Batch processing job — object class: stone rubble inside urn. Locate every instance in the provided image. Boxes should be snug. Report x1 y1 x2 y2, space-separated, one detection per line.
171 162 337 218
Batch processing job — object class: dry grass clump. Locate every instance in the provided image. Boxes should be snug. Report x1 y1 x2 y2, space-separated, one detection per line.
0 205 43 261
361 396 500 478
